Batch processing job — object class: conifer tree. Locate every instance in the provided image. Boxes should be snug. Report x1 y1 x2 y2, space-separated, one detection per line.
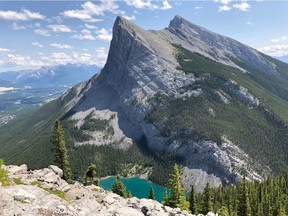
237 176 251 216
189 184 197 214
166 164 190 211
83 163 98 186
148 185 155 200
202 182 213 214
112 175 126 197
52 120 72 182
126 191 132 198
162 187 168 205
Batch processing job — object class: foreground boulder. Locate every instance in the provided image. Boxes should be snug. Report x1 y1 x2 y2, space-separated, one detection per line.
0 164 217 216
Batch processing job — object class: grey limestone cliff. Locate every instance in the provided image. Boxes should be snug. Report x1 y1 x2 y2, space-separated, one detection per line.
55 16 275 192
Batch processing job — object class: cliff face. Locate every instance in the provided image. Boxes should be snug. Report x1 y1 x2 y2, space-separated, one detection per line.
0 164 214 216
3 15 288 192
66 16 273 191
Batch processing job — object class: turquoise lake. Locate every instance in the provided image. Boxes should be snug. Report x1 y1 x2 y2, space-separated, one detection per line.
100 177 165 202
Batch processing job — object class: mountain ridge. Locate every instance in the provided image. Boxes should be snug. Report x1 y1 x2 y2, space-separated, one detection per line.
1 15 288 192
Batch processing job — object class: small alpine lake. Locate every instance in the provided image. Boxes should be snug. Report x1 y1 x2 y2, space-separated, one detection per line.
100 176 166 202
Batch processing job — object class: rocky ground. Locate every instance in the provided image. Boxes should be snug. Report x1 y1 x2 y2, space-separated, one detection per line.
0 164 217 216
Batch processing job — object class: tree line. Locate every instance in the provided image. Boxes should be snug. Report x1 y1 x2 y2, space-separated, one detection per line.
51 120 288 216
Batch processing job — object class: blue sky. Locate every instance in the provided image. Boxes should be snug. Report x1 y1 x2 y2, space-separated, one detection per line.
0 0 287 72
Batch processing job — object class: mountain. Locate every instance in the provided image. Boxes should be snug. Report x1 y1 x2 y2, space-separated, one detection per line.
0 79 14 87
1 16 288 192
0 63 99 87
0 64 99 126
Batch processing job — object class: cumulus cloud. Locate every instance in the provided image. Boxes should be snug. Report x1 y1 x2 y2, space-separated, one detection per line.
71 29 95 40
233 2 250 11
48 24 71 33
195 6 203 10
50 43 73 49
34 29 51 37
11 22 26 30
0 9 45 21
219 5 231 12
123 0 172 10
122 15 136 21
7 53 44 67
0 48 10 52
258 45 288 57
96 28 112 41
85 23 98 29
124 0 154 9
39 48 107 67
62 1 119 22
271 36 287 43
161 1 172 10
214 0 233 5
32 42 43 48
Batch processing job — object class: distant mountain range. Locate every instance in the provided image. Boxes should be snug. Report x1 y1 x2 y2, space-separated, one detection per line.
2 16 288 192
0 64 100 126
0 63 99 87
0 79 14 87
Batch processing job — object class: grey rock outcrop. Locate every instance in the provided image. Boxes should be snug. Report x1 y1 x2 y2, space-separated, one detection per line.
0 165 217 216
63 16 271 192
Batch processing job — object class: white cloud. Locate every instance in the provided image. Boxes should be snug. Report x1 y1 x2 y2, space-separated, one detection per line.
40 48 107 67
161 1 172 10
233 2 250 11
48 24 71 33
71 29 95 40
50 52 73 64
246 21 254 25
0 48 10 52
81 29 91 34
94 47 108 66
50 43 73 49
123 0 171 10
218 5 231 12
271 36 287 43
214 0 233 5
85 23 98 29
11 22 25 30
124 0 153 9
195 6 203 10
258 45 288 57
35 23 41 28
32 42 43 48
62 1 119 22
34 29 51 37
96 28 112 41
0 9 45 21
122 15 136 21
7 54 44 67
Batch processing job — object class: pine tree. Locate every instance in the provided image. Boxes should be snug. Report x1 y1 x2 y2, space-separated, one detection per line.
51 120 72 182
148 185 155 200
166 164 190 211
112 175 126 197
237 176 251 216
202 182 213 214
189 184 197 214
83 163 98 186
162 187 168 205
126 191 132 198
